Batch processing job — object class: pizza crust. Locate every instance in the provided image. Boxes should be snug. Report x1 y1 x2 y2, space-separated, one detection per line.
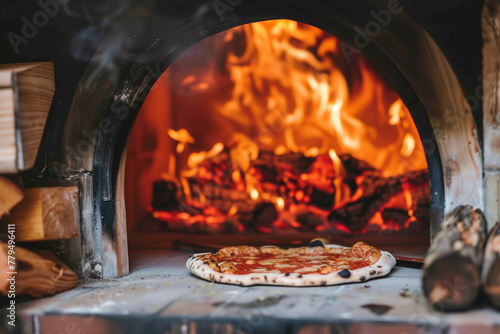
186 244 396 286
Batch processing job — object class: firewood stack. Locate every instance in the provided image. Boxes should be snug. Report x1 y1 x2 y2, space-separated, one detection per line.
151 147 429 234
0 63 78 298
423 205 500 311
422 205 487 311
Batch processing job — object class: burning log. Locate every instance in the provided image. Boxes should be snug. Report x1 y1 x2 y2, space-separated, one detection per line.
152 148 429 234
0 241 78 298
152 180 180 211
482 221 500 309
422 205 487 311
250 202 278 229
328 170 428 232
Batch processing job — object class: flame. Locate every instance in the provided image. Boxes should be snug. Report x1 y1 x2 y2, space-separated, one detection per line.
388 99 403 125
187 142 224 168
216 20 425 176
227 205 238 216
168 128 195 144
168 128 195 154
401 133 416 158
250 188 259 200
275 197 285 211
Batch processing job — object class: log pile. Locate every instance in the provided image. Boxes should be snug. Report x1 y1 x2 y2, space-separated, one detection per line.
422 205 487 311
151 150 429 234
0 181 80 297
0 62 79 299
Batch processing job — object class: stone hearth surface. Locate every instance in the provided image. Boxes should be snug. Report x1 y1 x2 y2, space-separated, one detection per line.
17 249 500 334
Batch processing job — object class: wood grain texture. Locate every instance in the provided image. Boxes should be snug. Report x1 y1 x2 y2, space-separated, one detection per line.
0 62 55 173
482 221 500 309
422 205 487 311
3 187 79 242
483 0 500 168
0 241 78 298
0 88 16 172
0 175 23 218
483 0 500 233
114 138 129 277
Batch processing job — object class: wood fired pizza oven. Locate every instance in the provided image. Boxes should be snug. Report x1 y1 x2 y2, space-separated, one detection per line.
16 0 484 279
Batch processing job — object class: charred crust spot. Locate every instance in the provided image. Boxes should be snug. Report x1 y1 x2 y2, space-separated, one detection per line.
309 240 325 248
210 259 217 263
338 269 351 278
273 278 277 283
264 275 268 281
251 277 259 280
321 281 326 286
239 282 244 286
370 270 376 275
360 276 366 281
377 265 382 268
284 273 290 277
298 275 303 278
203 261 209 265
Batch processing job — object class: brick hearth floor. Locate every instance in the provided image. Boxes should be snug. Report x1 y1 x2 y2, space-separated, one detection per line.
17 249 500 334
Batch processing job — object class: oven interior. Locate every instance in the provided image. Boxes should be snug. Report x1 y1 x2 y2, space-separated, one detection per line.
124 20 432 260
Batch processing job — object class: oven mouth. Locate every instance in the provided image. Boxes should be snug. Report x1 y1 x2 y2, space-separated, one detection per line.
124 19 432 253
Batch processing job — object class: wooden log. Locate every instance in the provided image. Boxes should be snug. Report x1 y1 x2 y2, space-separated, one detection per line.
482 221 500 309
0 62 55 172
483 0 500 231
0 241 78 298
422 205 487 311
328 169 429 232
0 176 23 218
3 186 79 241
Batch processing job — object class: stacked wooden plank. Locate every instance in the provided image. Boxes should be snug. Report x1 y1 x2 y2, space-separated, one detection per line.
0 63 78 298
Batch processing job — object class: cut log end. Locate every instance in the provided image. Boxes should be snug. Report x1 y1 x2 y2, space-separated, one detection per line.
484 272 500 309
3 186 79 241
482 222 500 309
423 205 487 311
423 254 481 311
0 176 23 218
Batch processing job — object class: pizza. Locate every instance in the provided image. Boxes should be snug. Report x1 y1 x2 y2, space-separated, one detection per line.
186 240 396 286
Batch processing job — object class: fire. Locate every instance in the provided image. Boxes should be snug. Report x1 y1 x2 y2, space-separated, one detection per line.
217 20 425 176
168 128 194 154
136 19 429 236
